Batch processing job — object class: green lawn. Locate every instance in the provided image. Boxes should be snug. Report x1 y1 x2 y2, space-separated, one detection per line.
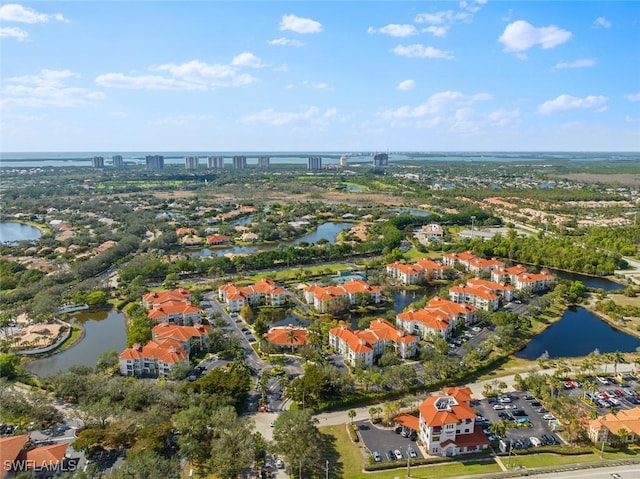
506 452 598 469
320 425 501 479
249 263 350 281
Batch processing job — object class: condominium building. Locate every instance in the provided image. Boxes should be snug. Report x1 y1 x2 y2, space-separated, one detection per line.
232 155 247 169
372 153 388 166
218 278 288 312
307 156 322 170
207 156 225 168
304 279 381 313
145 155 165 170
185 156 200 170
258 156 270 168
112 154 124 167
91 156 104 168
419 387 490 456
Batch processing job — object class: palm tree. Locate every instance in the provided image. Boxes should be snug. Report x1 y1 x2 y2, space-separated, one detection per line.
348 409 356 424
286 329 297 353
611 351 626 376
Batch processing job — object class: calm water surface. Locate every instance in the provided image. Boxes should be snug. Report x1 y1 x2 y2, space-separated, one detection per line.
516 306 640 360
27 309 127 377
549 268 624 291
0 222 42 243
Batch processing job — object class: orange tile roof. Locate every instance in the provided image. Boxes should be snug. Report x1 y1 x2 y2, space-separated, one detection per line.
397 308 451 330
263 326 308 346
1 434 29 479
450 285 498 301
468 257 505 269
176 227 197 236
142 288 190 305
394 413 420 431
387 262 424 275
449 426 491 447
445 251 476 262
416 258 446 270
368 318 417 343
443 386 473 403
153 322 211 342
148 300 201 319
119 338 188 364
206 234 231 244
20 443 69 469
590 407 640 436
467 277 513 292
419 391 477 427
329 326 373 354
426 296 477 316
517 272 555 283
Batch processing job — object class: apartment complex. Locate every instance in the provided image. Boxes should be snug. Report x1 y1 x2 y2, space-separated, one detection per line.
185 156 200 169
145 155 164 170
449 278 514 311
112 154 124 167
258 156 270 168
396 297 476 339
218 278 288 312
372 153 388 166
386 257 447 284
419 387 490 456
307 156 322 170
329 318 418 366
141 288 202 325
263 326 308 351
91 156 104 168
304 279 381 313
232 155 247 169
589 407 640 445
207 156 225 168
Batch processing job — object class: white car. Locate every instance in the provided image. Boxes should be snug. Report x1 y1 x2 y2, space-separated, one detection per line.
275 458 284 468
372 451 382 462
394 449 403 460
492 404 504 410
408 446 417 458
543 414 555 421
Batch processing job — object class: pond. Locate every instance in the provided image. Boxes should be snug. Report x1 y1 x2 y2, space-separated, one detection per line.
27 309 127 377
0 222 43 244
391 287 437 314
516 306 640 360
191 222 353 258
395 208 430 217
549 268 624 291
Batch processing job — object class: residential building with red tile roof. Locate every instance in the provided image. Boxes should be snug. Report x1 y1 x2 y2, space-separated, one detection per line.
142 288 191 308
206 234 232 245
119 338 189 378
467 257 505 275
416 258 448 279
588 407 640 445
152 322 211 354
491 265 528 284
263 326 308 351
513 271 555 292
1 435 72 479
386 258 447 284
425 297 477 326
329 318 417 366
442 250 477 269
466 277 514 301
396 297 477 339
147 300 202 325
176 227 198 236
419 387 489 457
449 285 499 311
303 279 381 313
218 278 288 312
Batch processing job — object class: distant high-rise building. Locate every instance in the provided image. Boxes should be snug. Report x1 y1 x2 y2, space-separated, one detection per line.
258 156 270 168
185 156 200 170
112 155 124 168
145 155 164 170
339 155 348 167
307 156 322 170
373 153 388 167
232 156 247 169
207 156 225 168
92 156 105 168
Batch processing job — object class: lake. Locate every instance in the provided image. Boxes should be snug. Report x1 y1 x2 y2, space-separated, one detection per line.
27 309 127 377
391 287 437 314
0 222 43 244
516 306 640 360
550 268 625 291
191 222 353 258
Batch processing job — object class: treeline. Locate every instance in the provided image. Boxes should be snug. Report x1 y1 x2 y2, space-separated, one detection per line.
578 225 640 257
470 231 625 275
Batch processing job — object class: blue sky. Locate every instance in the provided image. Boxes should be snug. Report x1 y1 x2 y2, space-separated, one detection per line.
1 1 639 152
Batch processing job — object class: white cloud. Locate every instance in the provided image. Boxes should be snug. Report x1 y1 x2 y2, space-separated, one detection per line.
499 20 572 53
537 94 608 114
2 69 104 108
391 44 454 60
242 106 340 127
96 59 259 90
300 80 332 90
381 90 492 121
279 14 322 34
487 108 521 127
593 17 612 28
397 80 415 91
231 52 265 68
267 37 304 47
367 24 418 37
552 58 596 70
149 115 212 126
0 3 67 23
0 26 29 40
421 26 448 37
414 1 485 36
626 93 640 102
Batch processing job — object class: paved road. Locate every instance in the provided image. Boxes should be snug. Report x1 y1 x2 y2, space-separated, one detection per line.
531 464 640 478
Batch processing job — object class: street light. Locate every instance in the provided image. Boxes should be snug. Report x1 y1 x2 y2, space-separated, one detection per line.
470 216 476 240
406 445 411 478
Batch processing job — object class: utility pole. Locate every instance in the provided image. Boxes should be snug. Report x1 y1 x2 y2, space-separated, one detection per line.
325 459 329 479
406 446 411 477
299 460 302 479
600 435 606 458
470 216 476 240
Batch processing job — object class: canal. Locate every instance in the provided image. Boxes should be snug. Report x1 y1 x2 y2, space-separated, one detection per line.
27 309 127 377
516 306 640 360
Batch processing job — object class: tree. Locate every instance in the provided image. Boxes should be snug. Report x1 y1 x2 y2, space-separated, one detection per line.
287 329 298 353
611 350 626 376
240 302 254 323
348 409 356 424
94 350 119 374
0 352 21 379
207 406 256 479
168 359 192 381
272 409 324 479
109 450 180 479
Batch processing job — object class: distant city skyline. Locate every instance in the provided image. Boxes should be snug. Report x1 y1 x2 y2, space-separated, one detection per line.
1 1 639 152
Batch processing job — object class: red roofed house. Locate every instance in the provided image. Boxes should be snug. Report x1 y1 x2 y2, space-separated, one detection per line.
206 234 232 245
386 259 447 284
329 318 418 366
1 434 73 479
467 257 505 275
397 297 477 339
142 288 191 308
152 321 211 354
419 387 490 457
513 271 555 292
218 278 288 312
304 279 381 314
147 300 202 325
442 251 477 269
491 265 528 284
263 326 308 352
588 407 640 445
119 338 189 378
449 285 500 311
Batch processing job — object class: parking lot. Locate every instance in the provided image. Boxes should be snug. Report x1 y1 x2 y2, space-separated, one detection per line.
474 392 561 450
354 419 423 464
561 374 640 414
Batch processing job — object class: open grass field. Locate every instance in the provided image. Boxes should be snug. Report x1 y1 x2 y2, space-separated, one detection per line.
249 263 351 282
